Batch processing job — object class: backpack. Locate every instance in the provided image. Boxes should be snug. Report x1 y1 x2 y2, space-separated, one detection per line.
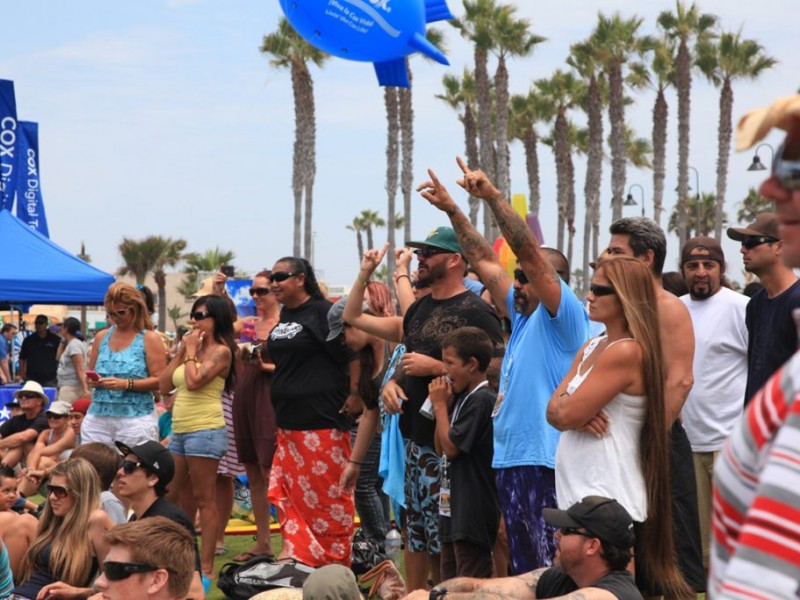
350 528 388 576
217 556 315 600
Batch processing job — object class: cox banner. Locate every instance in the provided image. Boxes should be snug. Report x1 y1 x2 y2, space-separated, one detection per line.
15 121 49 237
0 80 18 212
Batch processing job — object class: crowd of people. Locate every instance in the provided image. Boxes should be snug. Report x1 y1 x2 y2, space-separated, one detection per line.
0 92 795 600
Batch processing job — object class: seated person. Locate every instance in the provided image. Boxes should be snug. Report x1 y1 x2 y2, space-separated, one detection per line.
94 517 196 600
72 443 127 525
0 382 50 469
18 401 77 497
67 396 91 450
408 496 642 600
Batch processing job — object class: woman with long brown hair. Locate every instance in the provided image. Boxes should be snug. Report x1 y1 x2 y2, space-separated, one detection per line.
83 282 167 447
546 256 689 597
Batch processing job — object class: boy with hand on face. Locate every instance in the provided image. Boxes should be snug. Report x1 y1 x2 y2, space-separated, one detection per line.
428 327 501 581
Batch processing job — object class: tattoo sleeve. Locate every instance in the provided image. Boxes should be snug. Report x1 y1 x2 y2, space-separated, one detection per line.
448 205 497 265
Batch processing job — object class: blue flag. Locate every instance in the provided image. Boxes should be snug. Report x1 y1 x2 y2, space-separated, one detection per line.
0 80 19 212
15 121 49 237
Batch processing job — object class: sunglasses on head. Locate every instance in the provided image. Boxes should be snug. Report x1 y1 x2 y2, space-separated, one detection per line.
514 268 529 284
120 459 150 475
590 283 616 297
102 561 164 581
741 235 777 250
269 271 301 283
249 286 272 296
774 142 800 191
559 526 593 538
47 484 71 500
190 311 211 321
413 247 451 259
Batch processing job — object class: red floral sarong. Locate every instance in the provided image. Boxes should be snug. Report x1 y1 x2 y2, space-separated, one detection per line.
268 428 354 566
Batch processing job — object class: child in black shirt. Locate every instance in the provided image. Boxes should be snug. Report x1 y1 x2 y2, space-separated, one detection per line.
429 327 500 580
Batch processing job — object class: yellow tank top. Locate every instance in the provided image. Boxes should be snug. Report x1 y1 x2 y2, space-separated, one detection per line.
171 363 226 433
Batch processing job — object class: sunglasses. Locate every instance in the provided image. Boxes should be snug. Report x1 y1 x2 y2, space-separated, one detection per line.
590 283 616 297
17 393 41 400
269 271 301 283
413 248 452 259
46 412 67 419
774 143 800 191
102 561 164 581
120 460 150 475
249 287 272 296
47 484 71 499
107 307 131 319
514 268 529 284
741 235 777 250
190 311 211 321
559 526 593 538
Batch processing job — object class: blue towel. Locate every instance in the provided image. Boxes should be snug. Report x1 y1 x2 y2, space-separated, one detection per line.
378 343 407 508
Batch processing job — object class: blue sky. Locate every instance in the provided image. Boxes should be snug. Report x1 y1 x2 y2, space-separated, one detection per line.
0 0 796 286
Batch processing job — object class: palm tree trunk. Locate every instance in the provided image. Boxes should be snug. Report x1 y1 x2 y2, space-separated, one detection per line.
608 62 626 222
157 277 167 332
566 150 576 268
400 65 414 245
494 55 511 202
464 106 481 227
290 63 304 257
676 40 691 246
584 75 603 297
302 64 317 260
385 87 400 291
523 127 541 215
652 87 668 226
357 232 364 260
714 78 732 239
475 46 496 240
555 109 568 252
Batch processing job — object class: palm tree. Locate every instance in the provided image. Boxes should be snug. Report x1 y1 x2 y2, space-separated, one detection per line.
509 88 550 217
648 37 676 226
535 71 585 254
737 187 773 223
346 216 366 261
118 237 160 285
261 18 328 258
385 85 400 285
668 191 724 237
178 247 236 299
150 237 188 332
437 70 481 225
569 38 606 295
167 305 187 332
658 1 718 247
591 13 653 222
452 0 504 239
359 209 386 250
492 7 546 202
696 30 776 238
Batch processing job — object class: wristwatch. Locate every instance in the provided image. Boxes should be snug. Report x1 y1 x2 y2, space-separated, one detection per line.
430 587 448 600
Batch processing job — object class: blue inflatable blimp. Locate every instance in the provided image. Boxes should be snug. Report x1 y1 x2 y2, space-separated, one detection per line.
279 0 453 87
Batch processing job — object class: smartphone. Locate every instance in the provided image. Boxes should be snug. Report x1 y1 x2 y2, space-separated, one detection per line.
85 370 101 382
221 265 235 277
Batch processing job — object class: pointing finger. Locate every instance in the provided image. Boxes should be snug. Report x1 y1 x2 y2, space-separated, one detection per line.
456 156 470 175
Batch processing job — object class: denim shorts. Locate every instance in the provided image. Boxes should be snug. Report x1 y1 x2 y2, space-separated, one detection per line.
169 427 228 459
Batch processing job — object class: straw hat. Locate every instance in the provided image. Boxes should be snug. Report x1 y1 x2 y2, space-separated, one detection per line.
735 94 800 151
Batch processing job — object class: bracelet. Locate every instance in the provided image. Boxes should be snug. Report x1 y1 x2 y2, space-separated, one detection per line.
184 356 197 365
396 274 411 283
360 277 369 287
127 378 134 391
348 459 364 465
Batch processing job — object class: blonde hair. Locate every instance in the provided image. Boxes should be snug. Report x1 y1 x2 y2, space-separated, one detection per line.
104 282 154 331
595 257 690 597
18 459 102 586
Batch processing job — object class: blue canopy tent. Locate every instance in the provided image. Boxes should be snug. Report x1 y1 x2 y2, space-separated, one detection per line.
0 209 114 304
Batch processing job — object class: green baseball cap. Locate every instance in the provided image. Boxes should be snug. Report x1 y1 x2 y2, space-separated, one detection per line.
406 226 464 256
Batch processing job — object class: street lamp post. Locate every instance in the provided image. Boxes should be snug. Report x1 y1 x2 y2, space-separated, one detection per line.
626 184 645 217
748 143 775 171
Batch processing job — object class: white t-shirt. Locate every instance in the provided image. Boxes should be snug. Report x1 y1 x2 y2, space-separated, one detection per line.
680 287 749 452
56 338 87 387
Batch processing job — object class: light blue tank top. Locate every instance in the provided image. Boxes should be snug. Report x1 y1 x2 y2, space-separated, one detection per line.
89 326 154 418
0 541 14 598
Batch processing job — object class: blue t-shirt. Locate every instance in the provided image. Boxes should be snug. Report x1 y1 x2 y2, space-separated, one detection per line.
492 280 590 469
0 337 7 361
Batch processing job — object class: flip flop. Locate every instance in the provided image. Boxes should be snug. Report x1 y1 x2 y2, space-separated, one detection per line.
232 550 273 562
215 546 228 556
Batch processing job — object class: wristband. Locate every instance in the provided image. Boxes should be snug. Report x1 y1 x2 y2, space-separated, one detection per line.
348 459 364 465
127 378 134 391
430 587 448 600
396 274 411 282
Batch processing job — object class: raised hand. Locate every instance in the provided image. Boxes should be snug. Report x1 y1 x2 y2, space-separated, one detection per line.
395 247 414 271
455 156 502 202
360 242 390 276
417 168 457 213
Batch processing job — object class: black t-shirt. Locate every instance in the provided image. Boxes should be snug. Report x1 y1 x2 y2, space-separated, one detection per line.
439 384 499 550
133 497 202 572
536 567 643 599
0 410 48 438
19 332 60 384
744 280 800 404
269 298 353 430
400 291 504 446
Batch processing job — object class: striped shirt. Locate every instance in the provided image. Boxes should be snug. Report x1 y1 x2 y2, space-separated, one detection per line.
710 348 800 598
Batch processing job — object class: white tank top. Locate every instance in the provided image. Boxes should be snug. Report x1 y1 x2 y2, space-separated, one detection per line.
555 336 648 522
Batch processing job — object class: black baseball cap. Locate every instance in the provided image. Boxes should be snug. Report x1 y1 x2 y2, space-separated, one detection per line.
115 440 175 488
543 496 635 549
